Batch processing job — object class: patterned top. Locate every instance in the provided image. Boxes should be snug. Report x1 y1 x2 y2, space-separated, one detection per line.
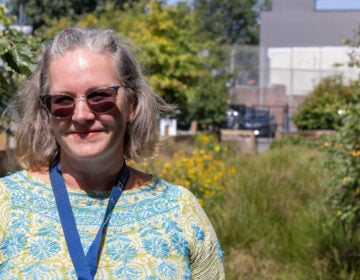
0 170 224 279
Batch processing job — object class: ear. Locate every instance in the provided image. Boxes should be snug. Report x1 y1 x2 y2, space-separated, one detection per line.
127 96 136 123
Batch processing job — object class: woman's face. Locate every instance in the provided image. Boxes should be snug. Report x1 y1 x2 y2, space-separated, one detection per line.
48 48 134 164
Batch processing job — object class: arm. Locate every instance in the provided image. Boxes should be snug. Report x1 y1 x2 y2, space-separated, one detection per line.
0 180 11 260
181 188 225 279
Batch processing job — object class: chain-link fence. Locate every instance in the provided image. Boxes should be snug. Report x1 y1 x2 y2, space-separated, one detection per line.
227 45 360 132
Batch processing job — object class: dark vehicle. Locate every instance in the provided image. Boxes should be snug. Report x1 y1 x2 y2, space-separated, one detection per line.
240 108 277 137
221 105 247 129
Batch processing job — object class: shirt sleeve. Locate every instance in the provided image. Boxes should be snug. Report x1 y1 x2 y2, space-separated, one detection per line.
180 187 225 279
0 180 11 257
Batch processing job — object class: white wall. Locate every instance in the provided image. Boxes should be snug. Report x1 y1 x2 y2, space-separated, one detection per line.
268 46 360 95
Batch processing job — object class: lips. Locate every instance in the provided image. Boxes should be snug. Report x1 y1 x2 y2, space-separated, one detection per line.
70 130 103 139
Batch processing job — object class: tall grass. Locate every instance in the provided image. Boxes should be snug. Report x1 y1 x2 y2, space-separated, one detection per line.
203 145 331 279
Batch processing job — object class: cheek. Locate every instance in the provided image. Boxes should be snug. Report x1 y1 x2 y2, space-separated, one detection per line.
49 119 67 137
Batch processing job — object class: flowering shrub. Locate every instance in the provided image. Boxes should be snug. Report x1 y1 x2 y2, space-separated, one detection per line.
323 103 360 234
129 133 236 205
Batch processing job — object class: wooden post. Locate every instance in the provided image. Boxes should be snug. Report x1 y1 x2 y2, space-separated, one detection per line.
220 129 256 154
190 121 197 135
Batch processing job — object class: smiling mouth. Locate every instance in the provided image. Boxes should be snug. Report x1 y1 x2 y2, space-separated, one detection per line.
71 130 102 139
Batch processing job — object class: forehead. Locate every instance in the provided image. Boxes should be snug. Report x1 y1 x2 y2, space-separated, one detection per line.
50 48 116 69
48 48 120 92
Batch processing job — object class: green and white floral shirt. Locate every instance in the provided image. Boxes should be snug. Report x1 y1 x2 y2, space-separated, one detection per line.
0 171 224 279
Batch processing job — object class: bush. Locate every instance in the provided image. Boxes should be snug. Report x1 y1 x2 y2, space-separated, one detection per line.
292 75 360 130
321 103 360 274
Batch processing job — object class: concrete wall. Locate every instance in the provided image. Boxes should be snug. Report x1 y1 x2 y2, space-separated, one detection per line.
268 46 360 95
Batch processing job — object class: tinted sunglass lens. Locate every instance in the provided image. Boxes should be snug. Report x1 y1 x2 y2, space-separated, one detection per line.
87 89 116 113
89 99 115 113
44 95 75 118
51 105 75 118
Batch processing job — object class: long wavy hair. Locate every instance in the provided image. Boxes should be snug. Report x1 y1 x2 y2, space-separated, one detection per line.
12 27 172 170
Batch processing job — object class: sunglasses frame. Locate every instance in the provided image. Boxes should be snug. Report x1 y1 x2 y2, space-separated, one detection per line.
40 85 125 119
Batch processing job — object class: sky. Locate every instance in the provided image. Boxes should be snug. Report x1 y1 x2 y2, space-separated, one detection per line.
166 0 360 10
315 0 360 10
2 0 360 12
1 0 360 11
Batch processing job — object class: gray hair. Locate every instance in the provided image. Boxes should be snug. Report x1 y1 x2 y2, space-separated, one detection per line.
13 27 172 170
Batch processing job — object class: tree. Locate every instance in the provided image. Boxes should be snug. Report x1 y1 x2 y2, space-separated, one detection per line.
9 0 94 30
193 0 271 45
9 0 141 31
189 72 228 130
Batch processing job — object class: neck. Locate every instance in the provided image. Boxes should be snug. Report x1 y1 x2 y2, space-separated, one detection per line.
59 157 125 192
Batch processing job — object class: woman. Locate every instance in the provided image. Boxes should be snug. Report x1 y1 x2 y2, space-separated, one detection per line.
0 27 224 279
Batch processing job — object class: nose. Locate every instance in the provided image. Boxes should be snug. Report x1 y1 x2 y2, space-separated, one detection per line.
71 96 95 123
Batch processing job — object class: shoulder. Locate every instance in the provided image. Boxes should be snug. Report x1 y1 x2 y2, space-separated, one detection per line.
0 171 28 240
152 178 211 224
152 177 200 203
0 170 28 189
124 177 203 217
0 170 51 200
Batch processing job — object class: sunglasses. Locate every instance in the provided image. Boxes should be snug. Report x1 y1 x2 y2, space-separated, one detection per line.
40 86 125 119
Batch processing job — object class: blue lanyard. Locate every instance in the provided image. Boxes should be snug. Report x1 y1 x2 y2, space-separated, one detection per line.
49 161 129 280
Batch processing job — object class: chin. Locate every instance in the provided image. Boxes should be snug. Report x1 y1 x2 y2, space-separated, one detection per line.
65 147 107 160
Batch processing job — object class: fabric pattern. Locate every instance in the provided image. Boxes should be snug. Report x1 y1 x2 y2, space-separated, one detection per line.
0 171 224 279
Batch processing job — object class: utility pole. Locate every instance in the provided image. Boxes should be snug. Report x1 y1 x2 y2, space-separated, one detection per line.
19 0 24 27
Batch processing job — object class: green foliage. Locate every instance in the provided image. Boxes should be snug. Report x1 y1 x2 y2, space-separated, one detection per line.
17 0 143 33
193 0 269 44
0 5 38 119
11 0 96 31
292 27 360 273
292 75 360 130
343 26 360 68
189 72 228 128
318 222 360 278
323 103 360 235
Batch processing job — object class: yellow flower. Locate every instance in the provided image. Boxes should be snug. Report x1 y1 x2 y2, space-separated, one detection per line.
355 188 360 196
197 198 204 206
163 162 171 170
350 150 360 157
336 210 342 216
229 167 237 174
323 141 330 148
198 134 210 146
343 177 349 184
204 189 212 198
214 145 221 152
